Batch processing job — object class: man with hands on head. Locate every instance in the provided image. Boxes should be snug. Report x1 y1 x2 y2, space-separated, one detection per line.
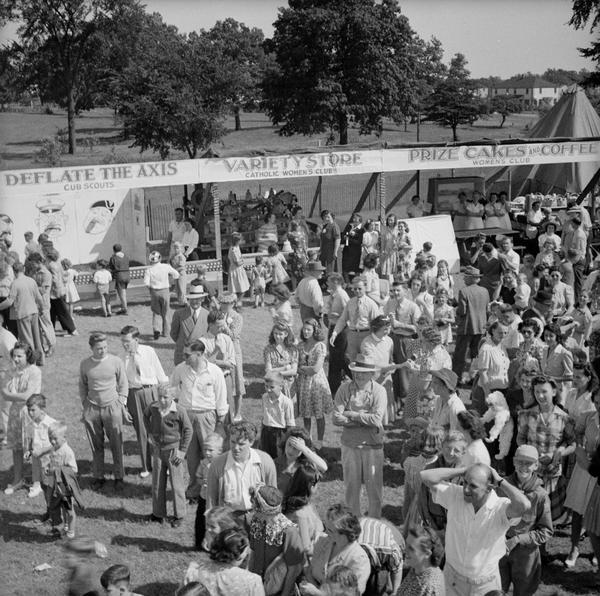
420 462 530 596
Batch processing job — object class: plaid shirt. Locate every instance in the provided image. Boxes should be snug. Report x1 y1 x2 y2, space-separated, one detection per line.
517 405 575 478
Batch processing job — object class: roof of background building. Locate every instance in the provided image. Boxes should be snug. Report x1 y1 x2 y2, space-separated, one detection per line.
492 76 561 89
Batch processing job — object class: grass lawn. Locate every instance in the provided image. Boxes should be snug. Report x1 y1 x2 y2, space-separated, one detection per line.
0 294 598 595
0 108 541 171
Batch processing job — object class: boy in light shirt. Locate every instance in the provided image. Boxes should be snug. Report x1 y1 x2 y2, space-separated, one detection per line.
259 372 295 459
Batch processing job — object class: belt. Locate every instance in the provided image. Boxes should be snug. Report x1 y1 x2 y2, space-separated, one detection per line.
349 327 369 332
186 408 215 414
131 384 155 390
447 565 498 586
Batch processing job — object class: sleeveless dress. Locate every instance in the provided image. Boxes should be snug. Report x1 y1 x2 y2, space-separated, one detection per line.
224 310 246 397
297 341 333 418
64 269 80 304
228 246 250 293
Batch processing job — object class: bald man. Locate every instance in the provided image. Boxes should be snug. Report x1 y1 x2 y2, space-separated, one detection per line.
420 463 530 596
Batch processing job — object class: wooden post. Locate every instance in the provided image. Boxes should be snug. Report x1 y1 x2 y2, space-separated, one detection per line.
211 184 224 294
379 172 386 222
308 176 323 218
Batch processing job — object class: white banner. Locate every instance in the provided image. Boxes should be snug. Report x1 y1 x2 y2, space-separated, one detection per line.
1 140 598 199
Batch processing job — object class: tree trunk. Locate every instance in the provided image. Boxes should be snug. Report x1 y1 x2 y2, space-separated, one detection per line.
234 105 242 131
451 123 458 142
338 112 348 145
67 87 76 154
500 114 506 128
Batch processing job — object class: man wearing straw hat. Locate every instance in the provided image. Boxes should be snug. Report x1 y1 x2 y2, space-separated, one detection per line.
452 266 489 383
170 285 210 365
333 355 386 518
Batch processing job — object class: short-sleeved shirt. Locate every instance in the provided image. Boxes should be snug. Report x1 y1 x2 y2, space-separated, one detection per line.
432 483 518 578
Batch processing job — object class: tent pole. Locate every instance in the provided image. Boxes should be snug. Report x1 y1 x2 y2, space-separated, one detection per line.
385 172 418 213
308 176 322 218
576 166 600 205
211 184 224 294
379 173 386 222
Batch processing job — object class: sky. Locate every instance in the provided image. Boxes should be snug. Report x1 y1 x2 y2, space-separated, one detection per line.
140 0 596 78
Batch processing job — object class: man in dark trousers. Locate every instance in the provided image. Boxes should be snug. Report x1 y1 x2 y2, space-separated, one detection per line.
452 266 489 383
170 285 210 365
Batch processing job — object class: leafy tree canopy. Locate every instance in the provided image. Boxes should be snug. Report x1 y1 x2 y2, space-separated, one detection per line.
569 0 600 86
262 0 421 144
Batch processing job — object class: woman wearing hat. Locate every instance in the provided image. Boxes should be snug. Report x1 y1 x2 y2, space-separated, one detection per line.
403 322 451 420
219 293 246 421
332 356 386 518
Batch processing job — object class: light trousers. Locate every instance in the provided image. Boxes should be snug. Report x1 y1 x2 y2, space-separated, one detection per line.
444 564 501 596
185 409 218 495
82 401 124 480
341 444 383 518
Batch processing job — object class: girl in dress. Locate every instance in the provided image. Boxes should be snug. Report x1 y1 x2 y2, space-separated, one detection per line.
361 253 382 305
267 243 290 286
379 214 398 282
227 233 250 307
219 293 246 422
170 241 188 306
3 342 42 495
297 318 333 449
250 255 270 308
61 258 80 318
431 259 454 300
360 219 378 268
433 289 455 346
264 323 298 399
92 259 112 317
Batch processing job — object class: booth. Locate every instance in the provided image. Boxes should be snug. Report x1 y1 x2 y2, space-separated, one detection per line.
1 137 599 291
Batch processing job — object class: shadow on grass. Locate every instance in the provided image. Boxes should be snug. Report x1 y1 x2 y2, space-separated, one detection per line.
112 533 190 553
134 581 180 596
0 509 58 544
542 563 600 594
79 506 148 523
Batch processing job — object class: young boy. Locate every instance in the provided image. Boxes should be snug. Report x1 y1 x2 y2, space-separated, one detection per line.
143 384 192 527
171 241 188 307
108 243 130 315
23 231 41 258
191 264 219 310
100 564 143 596
259 372 295 459
194 433 224 550
43 421 82 539
23 393 56 499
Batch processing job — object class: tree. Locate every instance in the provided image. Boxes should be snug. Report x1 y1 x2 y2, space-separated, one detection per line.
490 95 522 128
262 0 419 145
203 19 270 131
112 16 227 159
424 53 479 142
1 0 141 154
569 0 600 86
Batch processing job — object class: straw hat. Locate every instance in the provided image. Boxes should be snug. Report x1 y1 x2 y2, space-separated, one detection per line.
185 285 208 300
348 354 380 373
218 293 237 304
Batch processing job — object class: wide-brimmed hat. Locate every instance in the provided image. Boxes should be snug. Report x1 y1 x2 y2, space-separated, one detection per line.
463 266 481 277
218 293 237 304
305 261 326 273
533 289 553 306
542 220 558 231
422 327 442 345
430 368 458 391
514 444 539 462
348 354 380 373
185 285 208 300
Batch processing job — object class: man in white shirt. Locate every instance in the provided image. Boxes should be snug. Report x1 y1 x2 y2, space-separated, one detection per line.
181 219 200 260
384 281 421 402
143 251 179 340
167 207 186 255
498 236 520 275
331 278 381 361
420 463 530 596
296 261 325 321
170 339 228 497
206 421 276 529
120 325 168 478
429 368 466 431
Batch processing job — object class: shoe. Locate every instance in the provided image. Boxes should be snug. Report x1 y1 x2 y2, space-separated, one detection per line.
65 529 75 539
90 478 105 491
69 330 79 336
171 517 183 528
591 555 598 568
28 483 43 498
565 547 579 568
139 470 150 479
153 331 160 340
146 514 164 524
232 414 243 423
113 479 125 492
4 481 23 495
120 310 128 315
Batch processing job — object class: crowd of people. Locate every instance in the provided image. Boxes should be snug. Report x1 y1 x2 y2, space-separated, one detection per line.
1 198 600 596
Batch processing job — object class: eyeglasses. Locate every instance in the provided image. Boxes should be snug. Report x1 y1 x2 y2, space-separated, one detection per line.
522 330 534 335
